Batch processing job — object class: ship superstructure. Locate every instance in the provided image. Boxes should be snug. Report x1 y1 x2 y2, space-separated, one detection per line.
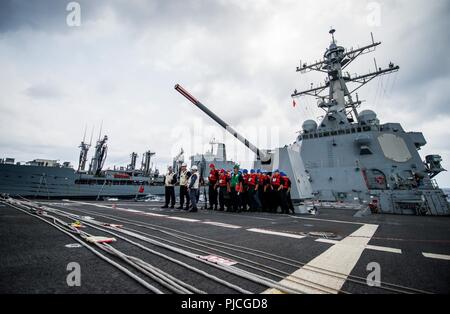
190 139 236 179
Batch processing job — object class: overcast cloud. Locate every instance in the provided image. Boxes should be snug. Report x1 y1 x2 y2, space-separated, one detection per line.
0 0 449 186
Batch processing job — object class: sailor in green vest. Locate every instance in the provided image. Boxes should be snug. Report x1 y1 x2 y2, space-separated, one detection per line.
229 164 244 212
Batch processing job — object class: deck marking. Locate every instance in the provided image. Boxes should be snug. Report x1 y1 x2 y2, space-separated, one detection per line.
247 228 306 239
167 216 200 222
264 223 378 294
288 215 366 226
202 221 242 229
143 212 167 217
315 238 402 254
422 252 450 261
121 209 141 213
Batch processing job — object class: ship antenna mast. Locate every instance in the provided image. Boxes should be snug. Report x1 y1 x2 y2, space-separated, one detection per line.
292 29 399 128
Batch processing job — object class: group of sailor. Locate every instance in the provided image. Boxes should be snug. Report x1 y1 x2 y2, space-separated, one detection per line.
162 163 295 214
208 164 295 214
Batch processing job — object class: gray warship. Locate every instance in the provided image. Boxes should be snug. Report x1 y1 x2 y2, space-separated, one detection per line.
175 30 449 216
0 132 165 199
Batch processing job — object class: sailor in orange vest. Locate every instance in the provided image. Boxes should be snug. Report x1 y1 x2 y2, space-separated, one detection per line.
230 165 244 212
280 172 295 214
215 169 230 211
208 163 219 210
247 169 262 211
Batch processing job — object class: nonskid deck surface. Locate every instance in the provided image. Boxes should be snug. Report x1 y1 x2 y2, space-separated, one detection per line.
0 199 449 294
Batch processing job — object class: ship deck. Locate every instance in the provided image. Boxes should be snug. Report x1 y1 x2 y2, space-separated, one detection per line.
1 198 449 294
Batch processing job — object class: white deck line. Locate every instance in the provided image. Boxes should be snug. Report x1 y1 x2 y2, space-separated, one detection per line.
264 223 379 294
166 216 200 222
288 215 366 226
143 212 167 217
247 228 306 239
422 252 450 261
315 238 402 254
202 221 242 229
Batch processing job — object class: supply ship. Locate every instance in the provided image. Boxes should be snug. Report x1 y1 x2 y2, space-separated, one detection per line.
0 133 164 199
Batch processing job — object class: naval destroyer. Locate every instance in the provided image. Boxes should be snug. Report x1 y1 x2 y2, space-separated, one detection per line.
175 30 449 216
0 133 165 199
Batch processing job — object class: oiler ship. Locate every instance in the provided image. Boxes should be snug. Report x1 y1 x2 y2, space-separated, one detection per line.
0 133 164 199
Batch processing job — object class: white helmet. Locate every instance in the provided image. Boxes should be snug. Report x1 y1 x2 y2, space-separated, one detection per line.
191 165 198 171
181 163 187 167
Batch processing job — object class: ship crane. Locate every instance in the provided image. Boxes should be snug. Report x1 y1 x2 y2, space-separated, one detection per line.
141 150 156 176
89 135 108 176
77 126 92 172
127 152 138 171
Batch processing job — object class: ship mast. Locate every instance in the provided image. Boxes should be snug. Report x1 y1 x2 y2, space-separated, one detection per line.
77 126 91 172
141 150 156 176
292 29 399 129
127 152 138 171
89 134 108 176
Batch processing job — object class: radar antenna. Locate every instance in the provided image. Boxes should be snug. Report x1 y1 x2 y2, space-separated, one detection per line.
292 30 399 127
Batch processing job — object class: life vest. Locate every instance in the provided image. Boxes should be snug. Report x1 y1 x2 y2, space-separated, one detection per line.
190 173 199 189
242 173 250 186
271 174 281 188
209 169 219 183
248 173 257 186
165 172 176 186
218 173 228 187
230 173 240 188
282 176 291 189
259 174 266 186
179 170 190 186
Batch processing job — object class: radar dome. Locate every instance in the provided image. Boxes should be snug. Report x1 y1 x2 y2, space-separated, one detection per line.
359 110 378 125
302 120 318 132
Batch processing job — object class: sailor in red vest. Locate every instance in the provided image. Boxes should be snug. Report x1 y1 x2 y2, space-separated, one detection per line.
257 170 268 211
247 169 262 211
270 169 287 213
280 172 295 214
241 169 249 211
215 169 230 211
208 163 219 210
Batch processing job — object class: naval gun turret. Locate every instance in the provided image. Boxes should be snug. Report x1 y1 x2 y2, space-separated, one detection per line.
175 84 272 164
175 30 449 216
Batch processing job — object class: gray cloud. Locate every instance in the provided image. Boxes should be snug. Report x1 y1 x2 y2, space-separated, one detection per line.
24 83 64 99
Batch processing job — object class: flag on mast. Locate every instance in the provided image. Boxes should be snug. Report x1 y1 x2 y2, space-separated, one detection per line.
292 99 297 107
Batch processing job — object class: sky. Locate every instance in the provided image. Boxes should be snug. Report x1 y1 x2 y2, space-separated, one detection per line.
0 0 449 186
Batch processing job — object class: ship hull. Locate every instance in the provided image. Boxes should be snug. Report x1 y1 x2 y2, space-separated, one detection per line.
0 164 166 199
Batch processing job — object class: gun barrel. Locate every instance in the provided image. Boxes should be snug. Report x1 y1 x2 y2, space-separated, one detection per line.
175 84 270 162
